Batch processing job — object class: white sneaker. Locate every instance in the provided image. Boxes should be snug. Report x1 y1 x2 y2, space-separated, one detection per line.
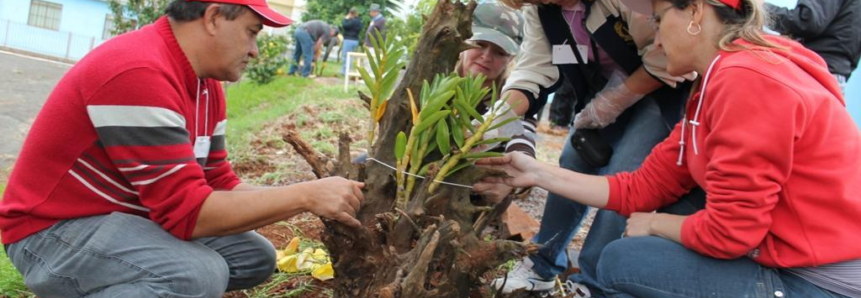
491 257 556 294
564 280 592 298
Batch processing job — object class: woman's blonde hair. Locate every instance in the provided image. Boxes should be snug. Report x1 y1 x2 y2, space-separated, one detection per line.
665 0 785 51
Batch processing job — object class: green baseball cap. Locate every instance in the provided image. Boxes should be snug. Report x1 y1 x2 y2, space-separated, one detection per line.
471 1 524 55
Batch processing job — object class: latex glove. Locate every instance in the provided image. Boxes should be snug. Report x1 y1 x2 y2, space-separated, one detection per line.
573 72 645 129
471 101 524 152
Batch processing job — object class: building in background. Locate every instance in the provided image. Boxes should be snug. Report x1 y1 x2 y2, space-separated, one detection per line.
0 0 114 61
266 0 306 35
0 0 304 62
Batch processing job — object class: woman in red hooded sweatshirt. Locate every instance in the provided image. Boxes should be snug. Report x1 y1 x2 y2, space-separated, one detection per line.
473 0 861 297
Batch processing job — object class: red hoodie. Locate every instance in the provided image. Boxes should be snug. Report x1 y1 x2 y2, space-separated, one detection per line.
0 17 240 245
606 36 861 268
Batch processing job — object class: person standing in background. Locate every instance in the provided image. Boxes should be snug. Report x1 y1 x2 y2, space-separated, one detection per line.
341 7 363 75
364 4 386 49
766 0 861 95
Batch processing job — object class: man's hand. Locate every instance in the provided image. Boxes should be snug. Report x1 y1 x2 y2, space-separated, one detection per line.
474 152 542 189
300 177 365 228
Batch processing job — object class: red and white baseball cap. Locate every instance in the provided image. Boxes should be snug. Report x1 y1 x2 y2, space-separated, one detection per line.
186 0 293 27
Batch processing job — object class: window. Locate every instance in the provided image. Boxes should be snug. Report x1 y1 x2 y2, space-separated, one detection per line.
28 0 63 31
103 15 115 40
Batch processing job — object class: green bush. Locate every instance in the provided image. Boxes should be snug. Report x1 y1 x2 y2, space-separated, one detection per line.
246 34 289 85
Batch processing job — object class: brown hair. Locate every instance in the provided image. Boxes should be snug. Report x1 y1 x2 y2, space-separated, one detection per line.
663 0 784 51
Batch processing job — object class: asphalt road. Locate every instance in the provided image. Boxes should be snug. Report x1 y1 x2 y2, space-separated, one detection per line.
0 51 70 171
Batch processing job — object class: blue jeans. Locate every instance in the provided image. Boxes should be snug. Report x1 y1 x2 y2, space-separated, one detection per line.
596 236 849 298
341 39 360 75
288 28 314 77
529 97 670 280
6 212 276 298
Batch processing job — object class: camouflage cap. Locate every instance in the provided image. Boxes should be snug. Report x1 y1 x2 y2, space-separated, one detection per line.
471 1 524 55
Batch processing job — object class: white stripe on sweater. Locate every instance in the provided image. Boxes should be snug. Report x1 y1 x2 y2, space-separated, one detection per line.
87 105 186 128
69 170 149 212
213 120 227 136
130 164 186 186
76 159 139 195
118 164 148 172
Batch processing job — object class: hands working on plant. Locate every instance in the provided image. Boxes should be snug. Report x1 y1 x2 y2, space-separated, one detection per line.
472 151 686 240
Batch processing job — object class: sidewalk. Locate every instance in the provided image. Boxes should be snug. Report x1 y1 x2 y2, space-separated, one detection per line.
0 51 70 171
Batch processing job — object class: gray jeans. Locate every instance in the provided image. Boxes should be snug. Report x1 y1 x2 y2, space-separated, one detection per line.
6 212 276 298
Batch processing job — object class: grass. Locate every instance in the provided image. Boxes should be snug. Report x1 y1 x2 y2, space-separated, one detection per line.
0 244 29 298
225 74 364 162
0 182 30 298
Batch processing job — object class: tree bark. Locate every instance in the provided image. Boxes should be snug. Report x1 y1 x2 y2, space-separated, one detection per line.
286 1 535 296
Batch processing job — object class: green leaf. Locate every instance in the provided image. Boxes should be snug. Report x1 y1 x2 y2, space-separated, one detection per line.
357 67 376 98
418 163 433 176
462 151 504 159
449 117 464 149
365 47 380 78
395 131 407 161
447 161 474 176
380 69 401 100
488 116 521 132
413 110 451 134
454 98 484 123
436 120 451 154
457 111 477 134
472 137 511 147
419 90 456 120
420 80 431 106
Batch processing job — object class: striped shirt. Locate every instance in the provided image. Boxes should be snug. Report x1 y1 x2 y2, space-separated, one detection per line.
788 259 861 297
0 17 240 244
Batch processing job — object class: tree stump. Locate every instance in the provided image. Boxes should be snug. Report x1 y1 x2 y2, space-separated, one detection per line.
287 0 535 297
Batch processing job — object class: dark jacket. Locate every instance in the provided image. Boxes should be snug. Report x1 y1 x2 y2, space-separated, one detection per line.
364 15 387 47
342 17 363 40
767 0 861 78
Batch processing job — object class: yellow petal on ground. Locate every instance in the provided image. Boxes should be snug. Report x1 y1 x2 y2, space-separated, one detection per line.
296 248 316 270
276 255 299 273
284 237 301 255
311 262 335 281
276 250 285 261
312 248 328 260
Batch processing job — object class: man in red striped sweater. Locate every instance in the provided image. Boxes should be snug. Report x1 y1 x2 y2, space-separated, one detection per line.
0 0 365 296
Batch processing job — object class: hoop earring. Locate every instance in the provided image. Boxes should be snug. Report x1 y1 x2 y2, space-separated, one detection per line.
687 21 702 35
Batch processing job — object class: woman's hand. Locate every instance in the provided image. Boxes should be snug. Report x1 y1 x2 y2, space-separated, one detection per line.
625 212 686 243
624 212 658 237
474 152 542 189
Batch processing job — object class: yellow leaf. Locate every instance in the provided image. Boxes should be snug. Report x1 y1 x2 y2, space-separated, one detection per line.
283 237 300 255
407 88 419 125
312 248 329 261
311 262 335 281
375 100 388 122
297 248 315 270
276 255 299 273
